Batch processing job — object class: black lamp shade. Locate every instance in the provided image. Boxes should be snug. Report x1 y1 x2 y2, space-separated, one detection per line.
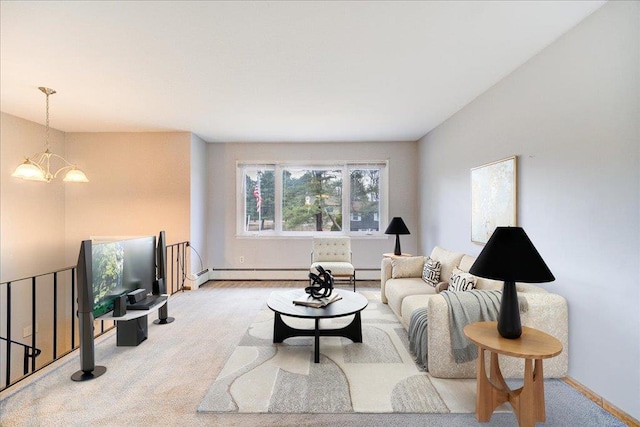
384 217 410 235
469 227 555 283
384 217 410 256
469 227 554 339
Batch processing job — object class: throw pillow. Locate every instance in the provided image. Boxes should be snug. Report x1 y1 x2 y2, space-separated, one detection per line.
449 267 477 292
421 257 441 287
391 256 425 278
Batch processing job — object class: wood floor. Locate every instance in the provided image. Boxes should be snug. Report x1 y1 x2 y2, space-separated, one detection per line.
203 280 380 288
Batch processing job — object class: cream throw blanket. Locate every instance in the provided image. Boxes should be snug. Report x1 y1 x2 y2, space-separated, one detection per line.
440 289 528 363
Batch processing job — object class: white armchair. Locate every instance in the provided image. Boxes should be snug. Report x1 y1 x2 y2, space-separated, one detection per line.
310 236 356 291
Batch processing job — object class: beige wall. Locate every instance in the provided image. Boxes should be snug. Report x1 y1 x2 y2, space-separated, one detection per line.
64 132 192 264
417 1 639 419
1 112 68 280
0 112 70 385
207 141 418 279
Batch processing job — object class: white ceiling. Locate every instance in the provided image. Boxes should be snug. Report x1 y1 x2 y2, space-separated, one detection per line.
0 1 605 143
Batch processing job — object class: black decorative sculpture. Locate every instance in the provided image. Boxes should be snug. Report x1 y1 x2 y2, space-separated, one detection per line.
306 265 334 299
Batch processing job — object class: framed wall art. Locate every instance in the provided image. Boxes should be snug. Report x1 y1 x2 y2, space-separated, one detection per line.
471 156 517 244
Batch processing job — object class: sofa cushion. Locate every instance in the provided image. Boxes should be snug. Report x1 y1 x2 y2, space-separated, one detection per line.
421 258 441 287
391 256 425 278
385 277 435 318
449 267 477 292
310 262 354 276
429 247 465 285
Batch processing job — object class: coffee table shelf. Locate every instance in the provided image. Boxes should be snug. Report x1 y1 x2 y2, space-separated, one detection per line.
267 289 368 363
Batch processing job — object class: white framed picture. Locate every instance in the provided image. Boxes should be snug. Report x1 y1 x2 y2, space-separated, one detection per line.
471 156 517 244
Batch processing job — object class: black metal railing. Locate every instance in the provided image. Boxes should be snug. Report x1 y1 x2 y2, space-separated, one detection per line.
0 336 42 379
0 240 189 392
167 241 189 294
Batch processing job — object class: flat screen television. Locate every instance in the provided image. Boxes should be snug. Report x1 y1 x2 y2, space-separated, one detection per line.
91 236 156 318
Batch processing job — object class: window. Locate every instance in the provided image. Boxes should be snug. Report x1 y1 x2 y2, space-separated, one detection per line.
238 161 387 236
349 167 381 232
282 167 342 232
242 166 275 232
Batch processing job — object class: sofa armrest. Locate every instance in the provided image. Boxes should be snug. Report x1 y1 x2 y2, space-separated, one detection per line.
380 258 393 303
427 292 568 378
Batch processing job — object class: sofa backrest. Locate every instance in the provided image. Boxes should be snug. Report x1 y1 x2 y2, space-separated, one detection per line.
458 255 475 272
429 246 464 284
456 254 500 290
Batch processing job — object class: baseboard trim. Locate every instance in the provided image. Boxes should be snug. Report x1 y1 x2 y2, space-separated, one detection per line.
210 268 380 281
563 377 639 426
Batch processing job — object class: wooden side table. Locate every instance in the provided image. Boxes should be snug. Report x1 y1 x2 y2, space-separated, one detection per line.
463 321 563 427
382 252 413 258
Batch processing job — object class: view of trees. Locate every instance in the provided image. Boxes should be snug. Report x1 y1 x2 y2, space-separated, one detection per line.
349 169 380 231
92 242 124 316
242 163 384 234
282 169 342 231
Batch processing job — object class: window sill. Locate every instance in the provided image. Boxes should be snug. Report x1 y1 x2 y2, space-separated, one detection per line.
235 233 389 240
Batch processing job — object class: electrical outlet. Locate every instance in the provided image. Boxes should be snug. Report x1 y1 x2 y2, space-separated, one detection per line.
23 323 39 338
239 256 245 264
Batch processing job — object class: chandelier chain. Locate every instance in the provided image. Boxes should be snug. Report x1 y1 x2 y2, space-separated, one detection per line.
45 91 50 151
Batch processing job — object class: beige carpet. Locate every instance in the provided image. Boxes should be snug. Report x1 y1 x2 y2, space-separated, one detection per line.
199 290 449 413
0 282 624 426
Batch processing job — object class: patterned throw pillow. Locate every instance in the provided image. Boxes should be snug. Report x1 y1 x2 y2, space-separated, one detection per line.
449 267 477 292
422 257 441 287
391 256 425 278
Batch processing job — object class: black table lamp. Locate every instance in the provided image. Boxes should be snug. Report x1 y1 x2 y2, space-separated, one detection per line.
384 217 410 256
469 227 555 339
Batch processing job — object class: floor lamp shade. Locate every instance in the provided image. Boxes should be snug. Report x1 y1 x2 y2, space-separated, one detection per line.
469 227 555 339
384 217 410 256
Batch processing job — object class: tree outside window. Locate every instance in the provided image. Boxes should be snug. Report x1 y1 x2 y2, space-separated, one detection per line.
282 168 342 231
349 168 381 232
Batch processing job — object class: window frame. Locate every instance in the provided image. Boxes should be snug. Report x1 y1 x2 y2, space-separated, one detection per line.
236 160 389 238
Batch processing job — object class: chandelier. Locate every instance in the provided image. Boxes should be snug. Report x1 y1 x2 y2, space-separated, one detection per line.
12 87 89 183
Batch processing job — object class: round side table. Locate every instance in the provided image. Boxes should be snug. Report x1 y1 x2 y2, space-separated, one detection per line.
382 253 413 258
463 321 563 427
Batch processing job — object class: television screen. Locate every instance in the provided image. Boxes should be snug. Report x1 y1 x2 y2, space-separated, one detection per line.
92 241 125 318
123 236 156 295
91 236 156 318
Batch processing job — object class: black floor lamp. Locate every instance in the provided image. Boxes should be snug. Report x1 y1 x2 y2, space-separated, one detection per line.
469 227 555 339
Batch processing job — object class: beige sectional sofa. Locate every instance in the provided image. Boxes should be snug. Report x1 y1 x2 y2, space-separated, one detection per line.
381 246 568 379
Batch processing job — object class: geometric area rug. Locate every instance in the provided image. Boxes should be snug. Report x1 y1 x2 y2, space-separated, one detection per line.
198 290 450 414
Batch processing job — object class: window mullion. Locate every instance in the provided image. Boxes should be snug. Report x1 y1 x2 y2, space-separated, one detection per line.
274 165 283 233
343 164 350 234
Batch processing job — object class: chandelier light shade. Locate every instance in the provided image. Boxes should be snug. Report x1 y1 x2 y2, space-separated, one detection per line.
11 87 88 183
469 226 555 339
384 217 410 256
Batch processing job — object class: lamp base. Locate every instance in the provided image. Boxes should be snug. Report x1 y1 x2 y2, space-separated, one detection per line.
498 280 522 339
394 235 402 256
